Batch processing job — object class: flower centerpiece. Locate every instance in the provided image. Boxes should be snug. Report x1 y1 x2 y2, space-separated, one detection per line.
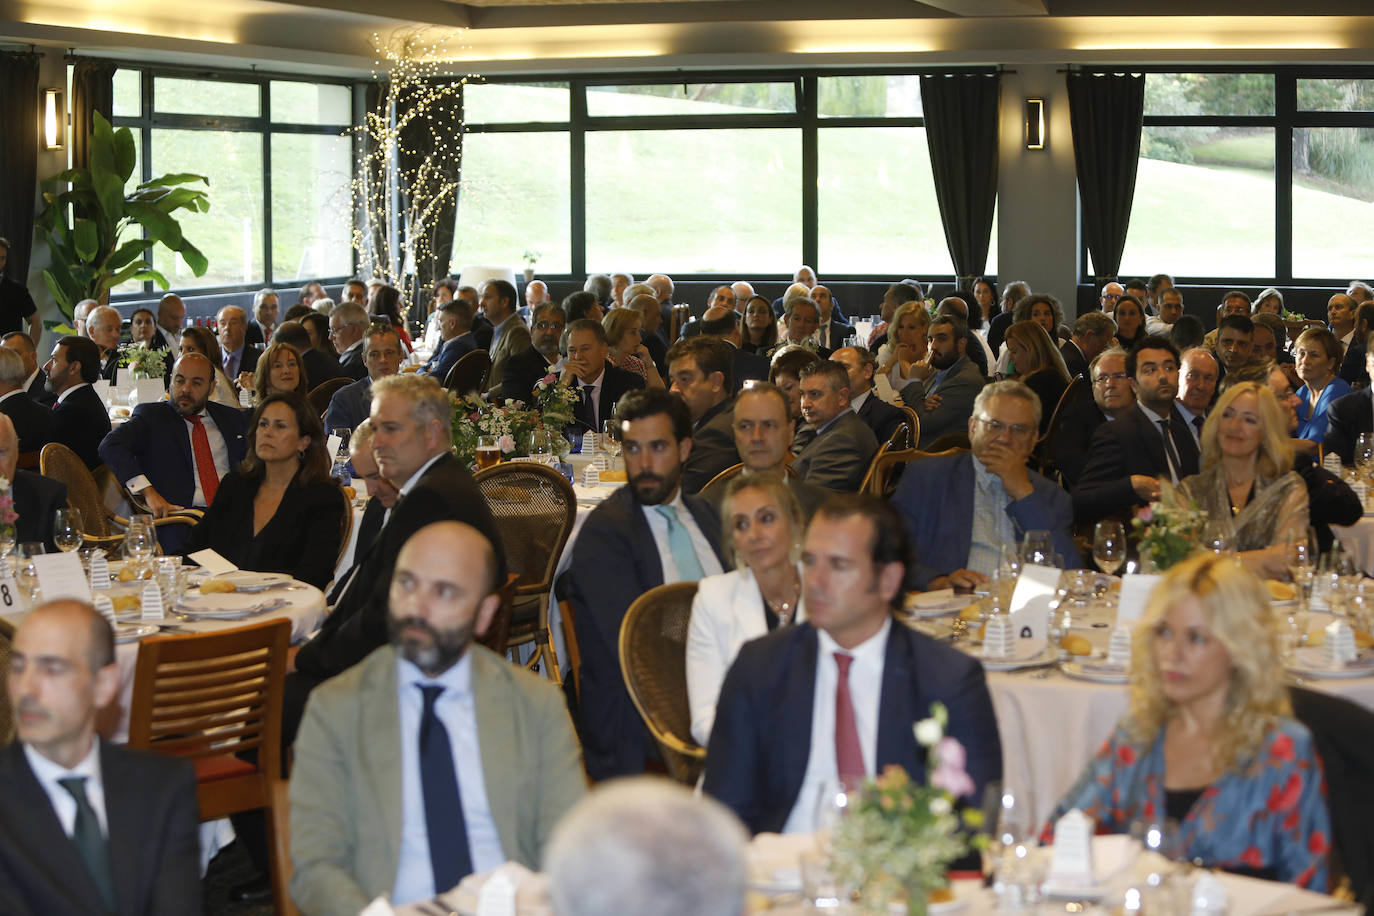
118 342 168 381
1131 481 1209 572
449 374 578 469
829 702 984 915
0 477 19 554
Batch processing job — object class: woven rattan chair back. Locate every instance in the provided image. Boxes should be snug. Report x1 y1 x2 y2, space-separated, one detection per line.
619 581 704 785
444 349 492 397
39 442 111 537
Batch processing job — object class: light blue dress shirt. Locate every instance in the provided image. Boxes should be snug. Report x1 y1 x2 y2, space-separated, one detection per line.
967 457 1019 577
490 313 515 355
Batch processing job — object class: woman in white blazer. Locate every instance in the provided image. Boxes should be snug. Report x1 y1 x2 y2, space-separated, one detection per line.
687 472 806 746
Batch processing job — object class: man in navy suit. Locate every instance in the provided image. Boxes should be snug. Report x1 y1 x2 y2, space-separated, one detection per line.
422 297 478 382
564 319 645 434
567 388 724 779
98 353 247 541
243 289 278 348
44 336 110 470
704 494 1001 835
831 346 907 446
698 306 769 393
323 325 402 432
892 380 1078 591
0 346 52 455
3 331 55 408
810 285 853 353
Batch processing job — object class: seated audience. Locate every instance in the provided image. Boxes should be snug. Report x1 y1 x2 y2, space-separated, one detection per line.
895 380 1077 590
369 283 413 352
346 419 398 557
699 306 769 393
217 305 259 389
938 296 991 377
1326 332 1374 465
186 392 345 589
1060 311 1116 379
324 324 403 432
564 318 645 434
831 346 906 445
1145 287 1184 336
329 302 371 380
770 297 824 358
667 337 739 493
149 293 184 352
868 280 922 351
1007 292 1064 352
971 276 998 327
1293 326 1350 453
1254 287 1285 315
544 779 748 916
563 290 603 325
421 297 477 382
1042 554 1330 889
0 414 65 551
179 326 240 409
704 495 1002 834
1327 292 1357 364
44 335 112 469
901 315 986 449
501 301 567 404
272 320 347 390
483 280 531 398
1002 320 1071 435
0 345 53 454
741 294 780 355
874 300 930 401
986 280 1031 353
245 288 279 348
84 305 123 382
249 341 309 407
300 310 340 362
1251 312 1294 366
290 521 584 914
810 284 852 353
604 306 664 389
1338 302 1374 387
4 330 55 407
1214 314 1256 379
1180 383 1308 578
792 360 878 492
1111 293 1148 352
688 473 805 745
1170 314 1206 351
769 346 822 438
1176 347 1220 439
566 389 724 779
1048 348 1135 489
128 307 158 348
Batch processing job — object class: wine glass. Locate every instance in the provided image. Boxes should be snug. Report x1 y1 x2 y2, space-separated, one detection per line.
1020 530 1053 567
1287 529 1317 616
601 419 622 469
811 779 857 854
54 508 83 554
1092 521 1126 576
1201 519 1235 555
1357 433 1374 475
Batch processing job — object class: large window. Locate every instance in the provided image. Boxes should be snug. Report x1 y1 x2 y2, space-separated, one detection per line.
453 71 988 280
1108 70 1374 284
111 68 356 298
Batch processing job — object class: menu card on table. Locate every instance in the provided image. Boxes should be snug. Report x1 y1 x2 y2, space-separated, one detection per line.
1116 574 1161 624
187 549 238 576
1008 564 1060 640
32 553 92 604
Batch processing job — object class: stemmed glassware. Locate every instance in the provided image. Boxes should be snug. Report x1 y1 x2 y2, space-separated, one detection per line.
54 508 83 554
1092 521 1126 576
1201 519 1235 555
601 419 623 470
1020 530 1053 567
1356 432 1374 477
1286 529 1317 615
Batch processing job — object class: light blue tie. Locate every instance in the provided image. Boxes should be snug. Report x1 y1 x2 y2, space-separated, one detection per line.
655 505 704 580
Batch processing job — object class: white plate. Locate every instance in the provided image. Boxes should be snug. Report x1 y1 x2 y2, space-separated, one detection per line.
979 645 1058 672
1060 660 1130 684
1287 648 1374 679
176 594 289 619
114 622 159 643
203 571 294 593
903 590 975 618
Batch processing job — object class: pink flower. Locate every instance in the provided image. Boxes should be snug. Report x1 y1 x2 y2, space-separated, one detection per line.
0 508 15 525
929 737 976 798
497 434 516 454
1136 506 1154 523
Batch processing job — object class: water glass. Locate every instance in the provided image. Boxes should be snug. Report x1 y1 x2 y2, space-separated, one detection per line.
799 851 851 912
1092 521 1126 576
1201 519 1235 555
1286 530 1318 613
1020 530 1053 567
54 507 83 554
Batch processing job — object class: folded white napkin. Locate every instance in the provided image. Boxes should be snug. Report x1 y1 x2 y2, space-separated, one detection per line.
358 895 396 916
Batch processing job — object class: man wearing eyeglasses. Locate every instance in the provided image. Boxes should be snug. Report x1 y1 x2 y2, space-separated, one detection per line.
892 380 1077 591
501 302 568 403
1099 281 1124 315
1048 348 1136 489
330 302 371 380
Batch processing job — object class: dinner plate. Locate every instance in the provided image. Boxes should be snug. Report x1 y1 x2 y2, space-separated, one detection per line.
1060 660 1130 684
203 571 294 593
903 589 974 618
176 594 289 619
979 644 1058 672
1287 647 1374 679
114 622 160 643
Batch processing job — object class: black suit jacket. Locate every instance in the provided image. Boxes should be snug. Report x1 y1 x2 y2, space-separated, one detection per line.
1325 387 1373 466
1339 339 1369 387
854 391 907 445
0 390 54 454
642 329 669 378
572 362 646 431
14 469 66 553
244 320 272 349
682 397 740 494
186 472 346 590
354 495 387 557
26 371 54 408
472 313 494 351
99 351 120 383
301 347 348 390
0 741 202 916
294 452 503 680
337 343 367 381
1048 399 1111 488
1294 454 1363 554
729 344 770 393
703 621 1002 835
567 484 723 779
52 384 111 470
501 345 557 405
1060 339 1089 380
987 310 1014 353
1072 403 1201 524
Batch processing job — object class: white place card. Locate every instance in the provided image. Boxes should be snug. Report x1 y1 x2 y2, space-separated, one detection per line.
89 553 111 590
1325 619 1357 667
134 379 165 404
1116 573 1162 624
982 614 1016 659
32 552 91 603
92 380 113 405
187 549 238 576
476 870 516 916
1046 808 1096 891
1008 564 1060 640
141 582 165 620
1107 624 1133 669
326 434 343 462
93 593 116 625
581 465 601 489
0 574 29 614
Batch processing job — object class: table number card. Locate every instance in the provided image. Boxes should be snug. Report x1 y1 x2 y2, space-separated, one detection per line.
187 548 238 576
93 593 116 625
0 570 29 614
89 553 111 590
1116 573 1161 624
1008 564 1060 639
982 614 1016 659
1045 808 1095 892
141 582 165 621
133 379 165 404
32 552 92 603
325 435 343 465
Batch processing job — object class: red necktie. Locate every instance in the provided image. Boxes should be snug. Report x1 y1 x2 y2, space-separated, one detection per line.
186 415 220 506
833 651 865 784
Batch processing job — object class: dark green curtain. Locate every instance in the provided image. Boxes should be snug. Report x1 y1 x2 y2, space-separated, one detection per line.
396 78 463 315
71 58 116 173
1066 70 1145 284
0 51 40 282
920 72 1001 289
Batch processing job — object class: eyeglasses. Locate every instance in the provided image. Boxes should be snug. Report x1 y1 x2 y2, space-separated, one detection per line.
535 321 564 331
975 416 1035 439
1093 372 1130 386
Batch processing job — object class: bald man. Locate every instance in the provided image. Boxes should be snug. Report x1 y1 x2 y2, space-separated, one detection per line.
152 294 185 351
0 601 202 914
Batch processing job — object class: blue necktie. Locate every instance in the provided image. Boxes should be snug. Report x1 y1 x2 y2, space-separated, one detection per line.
418 684 472 893
58 776 116 911
655 505 704 580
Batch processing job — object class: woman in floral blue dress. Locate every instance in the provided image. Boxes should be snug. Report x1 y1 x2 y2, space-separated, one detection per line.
1042 553 1331 889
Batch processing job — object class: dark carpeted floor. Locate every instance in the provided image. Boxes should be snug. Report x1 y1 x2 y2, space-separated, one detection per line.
204 841 277 916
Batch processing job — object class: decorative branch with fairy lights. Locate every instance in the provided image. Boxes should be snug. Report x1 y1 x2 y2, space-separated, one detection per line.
350 28 474 321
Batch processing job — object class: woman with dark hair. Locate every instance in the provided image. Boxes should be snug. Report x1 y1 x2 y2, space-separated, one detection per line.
768 346 822 435
300 311 338 360
741 295 779 354
1113 294 1148 352
179 326 239 409
972 277 999 325
369 284 414 352
249 342 310 406
186 392 345 589
129 308 158 347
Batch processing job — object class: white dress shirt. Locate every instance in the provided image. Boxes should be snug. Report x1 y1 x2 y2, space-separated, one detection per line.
24 740 108 838
640 490 724 583
850 388 872 414
392 654 504 905
55 381 91 405
782 617 891 834
124 409 230 508
576 366 605 430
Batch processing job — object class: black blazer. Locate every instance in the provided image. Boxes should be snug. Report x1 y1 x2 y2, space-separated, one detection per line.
354 495 387 557
293 452 503 680
301 347 348 390
1060 339 1089 380
186 472 346 589
1072 403 1201 524
566 484 724 780
472 313 494 351
52 384 111 470
1047 399 1111 488
25 370 54 408
1325 387 1373 466
571 362 646 431
854 392 907 446
337 343 367 381
14 469 66 553
1294 455 1363 554
0 390 54 454
704 621 1003 836
1338 339 1368 387
986 310 1014 353
99 351 120 383
0 741 202 916
682 396 740 494
729 344 770 393
501 345 556 404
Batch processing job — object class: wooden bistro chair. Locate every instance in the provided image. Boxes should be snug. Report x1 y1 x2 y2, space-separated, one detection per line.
443 349 492 398
861 424 918 499
39 443 197 551
619 581 704 786
126 619 293 916
474 462 577 683
307 377 350 418
0 618 13 745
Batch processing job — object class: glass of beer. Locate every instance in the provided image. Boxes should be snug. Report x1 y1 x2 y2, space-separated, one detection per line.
476 435 501 469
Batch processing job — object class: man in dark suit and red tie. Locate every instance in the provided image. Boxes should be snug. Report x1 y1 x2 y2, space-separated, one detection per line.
563 319 645 437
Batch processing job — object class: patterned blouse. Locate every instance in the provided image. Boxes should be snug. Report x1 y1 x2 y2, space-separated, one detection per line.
1042 717 1330 890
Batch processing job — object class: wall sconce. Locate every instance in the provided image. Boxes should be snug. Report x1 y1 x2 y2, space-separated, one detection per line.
42 88 65 151
1025 98 1045 151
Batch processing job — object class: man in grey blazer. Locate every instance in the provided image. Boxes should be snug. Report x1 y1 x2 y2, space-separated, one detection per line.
792 360 878 492
667 336 740 493
901 315 986 449
290 521 585 915
482 279 532 399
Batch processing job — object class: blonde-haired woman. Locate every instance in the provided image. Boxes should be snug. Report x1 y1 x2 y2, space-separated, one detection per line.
875 300 931 401
1044 553 1330 889
686 473 805 746
602 307 664 389
1002 320 1071 434
1180 382 1307 578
